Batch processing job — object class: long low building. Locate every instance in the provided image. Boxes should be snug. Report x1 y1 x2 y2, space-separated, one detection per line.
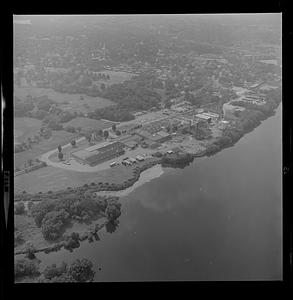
195 113 212 123
136 130 171 143
72 141 125 166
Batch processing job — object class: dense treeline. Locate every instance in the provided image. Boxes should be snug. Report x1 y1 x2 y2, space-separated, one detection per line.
31 193 120 241
161 152 194 168
205 89 281 156
38 259 95 282
15 257 95 282
87 106 135 122
87 76 162 121
102 78 161 110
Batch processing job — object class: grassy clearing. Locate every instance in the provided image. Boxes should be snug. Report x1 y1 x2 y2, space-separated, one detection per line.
14 158 158 194
14 87 115 113
14 117 42 144
15 214 54 252
14 130 77 170
14 164 134 194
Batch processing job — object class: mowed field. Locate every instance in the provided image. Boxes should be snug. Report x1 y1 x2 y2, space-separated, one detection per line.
14 117 42 144
14 87 115 113
14 164 135 194
14 130 78 170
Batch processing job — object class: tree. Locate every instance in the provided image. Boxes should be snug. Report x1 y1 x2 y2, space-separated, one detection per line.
103 130 109 139
43 262 68 280
15 230 24 247
58 152 64 161
105 199 121 222
15 259 40 279
63 232 80 251
111 124 116 131
31 200 56 227
42 128 52 139
100 83 106 91
15 202 25 215
27 159 33 166
165 100 172 109
71 140 76 148
97 129 103 136
41 209 70 241
105 220 119 233
68 258 95 282
80 95 84 101
57 145 62 152
27 201 34 211
25 242 36 260
48 119 63 131
116 130 121 136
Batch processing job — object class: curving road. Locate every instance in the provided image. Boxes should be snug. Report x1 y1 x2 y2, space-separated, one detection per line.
38 136 113 173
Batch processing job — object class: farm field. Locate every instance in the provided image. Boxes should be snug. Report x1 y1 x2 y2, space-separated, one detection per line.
14 117 42 145
14 87 115 113
14 130 78 170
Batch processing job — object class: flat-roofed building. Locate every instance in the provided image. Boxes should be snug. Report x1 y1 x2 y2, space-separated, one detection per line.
72 141 125 166
201 112 220 121
137 130 171 144
195 113 212 123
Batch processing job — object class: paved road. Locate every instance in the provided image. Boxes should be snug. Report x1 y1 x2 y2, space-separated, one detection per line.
37 136 106 172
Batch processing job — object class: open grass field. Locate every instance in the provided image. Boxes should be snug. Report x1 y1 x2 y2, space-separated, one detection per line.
14 164 135 194
14 87 115 113
14 117 42 144
14 130 78 170
63 117 115 131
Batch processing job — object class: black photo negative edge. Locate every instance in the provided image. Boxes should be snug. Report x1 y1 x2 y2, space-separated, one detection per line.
1 1 292 299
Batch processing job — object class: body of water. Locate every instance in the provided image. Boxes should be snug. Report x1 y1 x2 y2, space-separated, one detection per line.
38 104 282 281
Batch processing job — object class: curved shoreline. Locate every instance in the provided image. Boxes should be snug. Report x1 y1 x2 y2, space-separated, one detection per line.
14 102 281 258
15 101 281 201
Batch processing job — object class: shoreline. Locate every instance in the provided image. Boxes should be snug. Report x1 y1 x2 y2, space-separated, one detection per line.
14 102 281 258
95 164 164 197
14 101 281 201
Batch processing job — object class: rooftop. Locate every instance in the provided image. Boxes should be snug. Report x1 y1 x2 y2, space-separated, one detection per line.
195 113 212 120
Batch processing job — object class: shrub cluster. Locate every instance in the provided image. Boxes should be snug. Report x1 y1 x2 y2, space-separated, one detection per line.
15 259 40 279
